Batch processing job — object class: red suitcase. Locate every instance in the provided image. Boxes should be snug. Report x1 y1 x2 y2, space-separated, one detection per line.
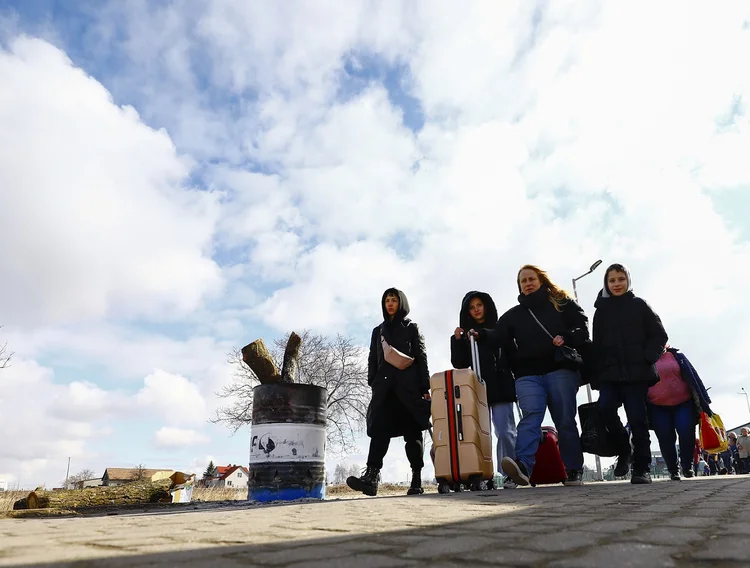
529 426 567 486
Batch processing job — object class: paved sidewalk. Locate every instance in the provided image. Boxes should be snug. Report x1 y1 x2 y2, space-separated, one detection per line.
1 476 748 567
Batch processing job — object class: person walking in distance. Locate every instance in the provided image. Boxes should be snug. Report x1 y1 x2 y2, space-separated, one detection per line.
473 265 589 487
591 263 668 484
452 291 518 488
347 288 431 497
737 428 750 474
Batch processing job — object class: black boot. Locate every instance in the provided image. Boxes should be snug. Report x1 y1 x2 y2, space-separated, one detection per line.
346 466 380 496
407 469 424 495
614 446 632 477
631 471 653 484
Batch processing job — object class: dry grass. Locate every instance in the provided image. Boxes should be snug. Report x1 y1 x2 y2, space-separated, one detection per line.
326 483 438 498
0 483 437 512
192 487 247 502
0 491 27 512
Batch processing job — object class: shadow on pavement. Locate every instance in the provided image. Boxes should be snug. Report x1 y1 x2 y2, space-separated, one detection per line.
13 476 750 568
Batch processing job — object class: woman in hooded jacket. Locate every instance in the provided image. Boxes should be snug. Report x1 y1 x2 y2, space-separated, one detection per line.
346 288 431 497
451 291 518 487
592 263 668 485
473 265 589 487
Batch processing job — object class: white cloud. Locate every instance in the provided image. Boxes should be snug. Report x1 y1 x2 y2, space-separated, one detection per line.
0 359 100 485
0 35 223 328
136 370 209 427
2 1 750 487
154 427 210 449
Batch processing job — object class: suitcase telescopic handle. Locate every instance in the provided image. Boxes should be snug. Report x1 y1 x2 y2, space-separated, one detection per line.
469 334 483 383
456 403 464 441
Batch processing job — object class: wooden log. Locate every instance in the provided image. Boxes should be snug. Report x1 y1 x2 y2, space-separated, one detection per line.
241 339 281 384
12 480 172 510
280 332 302 384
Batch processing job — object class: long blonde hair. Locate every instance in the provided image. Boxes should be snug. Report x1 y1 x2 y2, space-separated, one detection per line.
517 264 572 312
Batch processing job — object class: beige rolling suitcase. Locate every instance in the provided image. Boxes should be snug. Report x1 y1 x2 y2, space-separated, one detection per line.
430 334 495 492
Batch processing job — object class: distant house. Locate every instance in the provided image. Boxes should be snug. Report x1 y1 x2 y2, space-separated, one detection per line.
0 479 7 492
101 468 174 486
204 465 249 488
78 478 103 489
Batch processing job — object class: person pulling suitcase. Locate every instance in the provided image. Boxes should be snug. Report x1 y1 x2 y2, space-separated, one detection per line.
472 264 589 487
451 291 517 488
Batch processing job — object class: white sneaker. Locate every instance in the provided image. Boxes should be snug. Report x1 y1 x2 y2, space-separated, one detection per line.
502 476 517 489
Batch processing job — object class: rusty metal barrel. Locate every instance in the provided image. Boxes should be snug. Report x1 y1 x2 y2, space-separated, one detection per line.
247 383 327 502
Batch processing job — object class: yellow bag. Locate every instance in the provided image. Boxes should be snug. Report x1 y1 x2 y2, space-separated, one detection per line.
699 411 728 453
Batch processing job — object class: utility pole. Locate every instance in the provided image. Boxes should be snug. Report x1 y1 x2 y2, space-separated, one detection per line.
572 259 603 481
739 388 750 417
64 457 71 490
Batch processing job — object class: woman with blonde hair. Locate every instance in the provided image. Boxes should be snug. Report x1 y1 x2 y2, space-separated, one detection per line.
473 265 589 486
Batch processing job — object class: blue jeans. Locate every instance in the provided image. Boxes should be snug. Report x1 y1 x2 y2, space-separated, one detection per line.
491 402 517 472
514 369 584 475
648 401 696 474
599 382 651 473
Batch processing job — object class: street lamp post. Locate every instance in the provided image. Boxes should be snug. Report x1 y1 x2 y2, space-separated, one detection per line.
572 259 603 481
739 387 750 416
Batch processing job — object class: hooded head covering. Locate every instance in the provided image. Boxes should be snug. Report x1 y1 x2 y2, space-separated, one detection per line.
601 263 633 298
381 287 410 322
459 291 498 330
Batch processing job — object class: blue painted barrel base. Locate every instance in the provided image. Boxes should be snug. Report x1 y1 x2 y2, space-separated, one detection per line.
250 484 325 503
248 461 326 503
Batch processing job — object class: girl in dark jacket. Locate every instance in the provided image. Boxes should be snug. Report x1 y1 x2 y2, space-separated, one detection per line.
649 346 713 480
347 288 431 497
451 291 518 487
474 265 589 487
592 263 668 484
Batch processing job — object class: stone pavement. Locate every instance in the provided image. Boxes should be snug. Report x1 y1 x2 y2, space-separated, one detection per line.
1 476 748 567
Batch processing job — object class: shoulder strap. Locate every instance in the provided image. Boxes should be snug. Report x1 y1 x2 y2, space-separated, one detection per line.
527 309 554 339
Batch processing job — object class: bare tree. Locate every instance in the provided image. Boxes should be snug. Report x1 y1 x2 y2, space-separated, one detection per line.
132 464 148 482
333 463 348 485
63 469 98 489
212 331 370 455
0 326 13 370
348 464 361 479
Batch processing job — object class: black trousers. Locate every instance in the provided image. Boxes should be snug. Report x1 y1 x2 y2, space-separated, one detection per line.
367 430 424 470
599 382 651 473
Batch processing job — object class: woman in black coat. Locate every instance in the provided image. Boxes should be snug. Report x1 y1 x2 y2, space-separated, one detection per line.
346 287 431 497
474 265 589 487
451 291 518 487
592 263 668 485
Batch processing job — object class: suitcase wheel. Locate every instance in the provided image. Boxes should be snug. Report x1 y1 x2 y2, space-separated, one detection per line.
437 483 451 494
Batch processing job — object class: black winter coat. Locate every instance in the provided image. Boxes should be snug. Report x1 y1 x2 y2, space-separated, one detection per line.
450 291 516 404
591 290 668 386
481 286 590 379
366 288 431 438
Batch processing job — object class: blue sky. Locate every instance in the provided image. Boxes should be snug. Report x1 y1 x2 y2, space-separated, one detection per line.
1 0 749 489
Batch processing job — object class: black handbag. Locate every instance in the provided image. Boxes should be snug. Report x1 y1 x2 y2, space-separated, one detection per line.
526 309 584 369
578 401 620 457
